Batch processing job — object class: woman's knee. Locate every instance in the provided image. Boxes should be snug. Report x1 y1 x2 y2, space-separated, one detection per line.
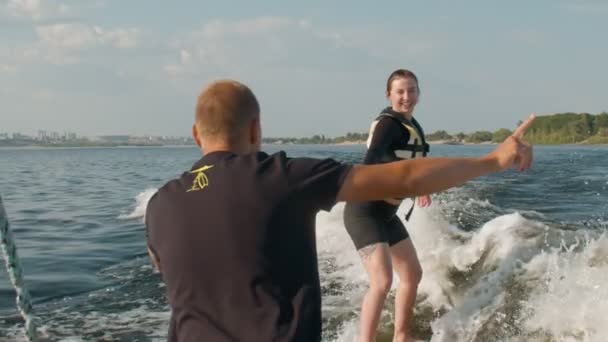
369 268 393 295
359 242 393 294
399 260 422 286
390 239 423 286
411 262 423 285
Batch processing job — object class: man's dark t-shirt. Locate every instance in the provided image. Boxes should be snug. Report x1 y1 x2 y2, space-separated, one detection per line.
145 150 352 342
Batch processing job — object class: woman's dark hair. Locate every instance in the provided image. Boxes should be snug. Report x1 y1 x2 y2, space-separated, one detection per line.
386 69 419 94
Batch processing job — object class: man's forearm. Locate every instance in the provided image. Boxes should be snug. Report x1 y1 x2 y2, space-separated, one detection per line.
336 155 502 203
337 115 532 203
396 156 499 197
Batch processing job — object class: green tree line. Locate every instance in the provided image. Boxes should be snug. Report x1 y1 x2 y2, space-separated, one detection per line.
262 132 369 144
262 112 608 145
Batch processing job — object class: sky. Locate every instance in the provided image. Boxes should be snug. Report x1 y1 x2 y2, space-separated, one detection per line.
1 0 607 138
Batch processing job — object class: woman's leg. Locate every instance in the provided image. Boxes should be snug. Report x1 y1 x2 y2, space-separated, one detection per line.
344 203 394 342
358 242 393 342
389 238 422 342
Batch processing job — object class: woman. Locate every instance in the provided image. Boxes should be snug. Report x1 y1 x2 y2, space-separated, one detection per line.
344 69 430 342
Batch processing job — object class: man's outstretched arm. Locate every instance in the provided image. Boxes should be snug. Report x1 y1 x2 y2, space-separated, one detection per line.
336 114 535 202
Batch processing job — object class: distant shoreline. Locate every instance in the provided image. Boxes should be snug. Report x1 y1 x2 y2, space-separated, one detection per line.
2 140 608 149
0 143 164 148
326 141 608 146
331 139 608 146
332 140 495 146
5 112 608 147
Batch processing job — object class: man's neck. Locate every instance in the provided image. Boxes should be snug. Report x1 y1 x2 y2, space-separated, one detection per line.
201 143 252 156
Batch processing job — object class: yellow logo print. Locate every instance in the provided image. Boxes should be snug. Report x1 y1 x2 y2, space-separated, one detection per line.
187 165 214 192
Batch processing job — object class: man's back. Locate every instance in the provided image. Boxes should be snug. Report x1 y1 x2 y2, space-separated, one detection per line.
146 150 351 342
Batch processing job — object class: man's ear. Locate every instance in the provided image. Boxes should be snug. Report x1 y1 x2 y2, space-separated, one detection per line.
192 124 202 148
147 247 161 272
249 117 261 146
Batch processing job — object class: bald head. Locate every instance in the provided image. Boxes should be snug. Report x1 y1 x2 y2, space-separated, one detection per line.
194 80 260 146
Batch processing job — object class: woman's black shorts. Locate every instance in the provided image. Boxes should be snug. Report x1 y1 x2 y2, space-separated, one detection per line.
343 200 409 250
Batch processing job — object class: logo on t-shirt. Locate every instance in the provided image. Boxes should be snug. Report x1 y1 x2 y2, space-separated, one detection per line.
187 165 214 192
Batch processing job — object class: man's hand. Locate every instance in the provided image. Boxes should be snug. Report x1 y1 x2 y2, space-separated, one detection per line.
487 114 535 172
416 194 431 208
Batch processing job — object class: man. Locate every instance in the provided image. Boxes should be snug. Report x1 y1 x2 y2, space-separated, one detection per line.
145 79 534 342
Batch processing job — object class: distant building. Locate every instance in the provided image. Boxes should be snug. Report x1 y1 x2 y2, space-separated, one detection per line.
12 133 30 140
98 135 131 143
37 130 48 141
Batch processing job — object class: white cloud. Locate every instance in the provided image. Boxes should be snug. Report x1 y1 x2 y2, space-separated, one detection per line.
96 27 140 48
563 0 608 13
201 16 293 37
163 64 181 78
0 44 40 66
163 16 437 79
29 23 140 64
163 16 301 77
36 23 96 49
179 49 192 65
2 0 140 66
5 0 72 21
0 64 18 73
35 23 140 50
6 0 42 19
0 22 141 68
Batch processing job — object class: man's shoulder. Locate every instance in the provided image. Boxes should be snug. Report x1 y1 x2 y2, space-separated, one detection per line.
150 151 289 197
244 150 292 171
250 151 350 185
145 177 181 214
254 150 287 161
